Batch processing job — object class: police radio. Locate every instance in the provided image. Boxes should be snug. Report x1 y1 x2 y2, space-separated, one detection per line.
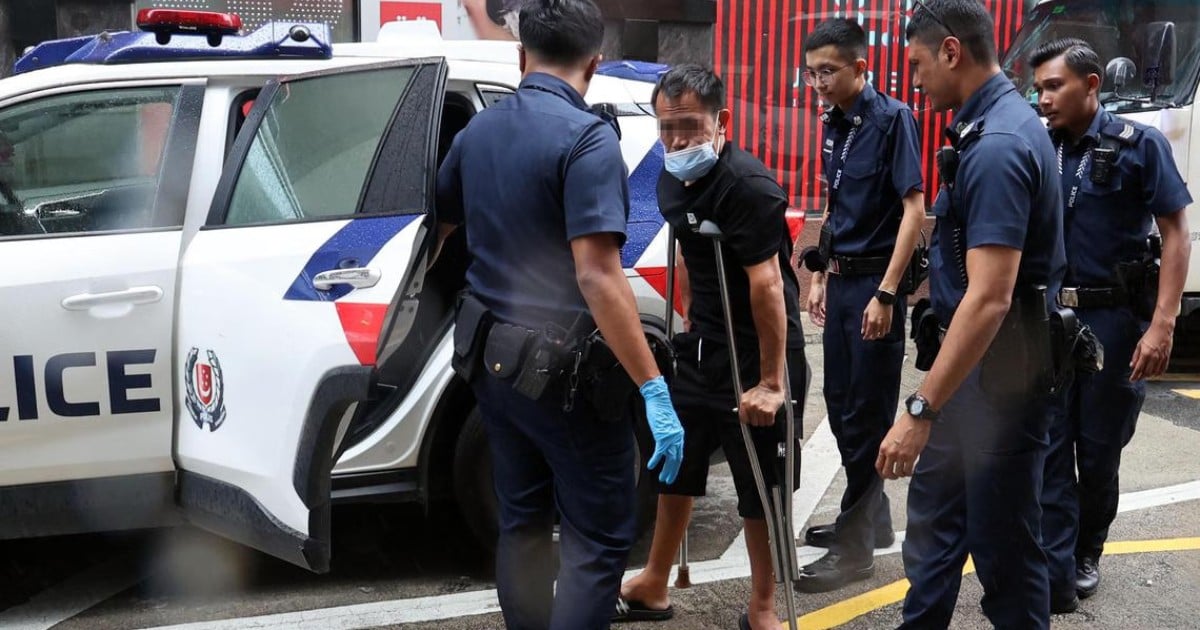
936 146 960 188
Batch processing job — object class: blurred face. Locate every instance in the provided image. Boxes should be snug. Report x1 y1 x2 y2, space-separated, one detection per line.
803 45 866 109
1033 55 1100 133
907 36 958 112
655 91 730 154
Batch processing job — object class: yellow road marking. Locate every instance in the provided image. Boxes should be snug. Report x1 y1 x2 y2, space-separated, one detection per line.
1105 537 1200 555
1171 388 1200 399
795 539 1200 629
795 559 974 630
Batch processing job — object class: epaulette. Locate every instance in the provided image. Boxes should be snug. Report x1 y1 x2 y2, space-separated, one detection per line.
1100 121 1140 146
948 118 985 150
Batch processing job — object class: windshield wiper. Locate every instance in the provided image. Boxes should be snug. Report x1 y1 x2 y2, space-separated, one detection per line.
1101 90 1178 109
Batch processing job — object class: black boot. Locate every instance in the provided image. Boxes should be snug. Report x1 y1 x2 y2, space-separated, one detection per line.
1076 557 1100 599
794 552 874 593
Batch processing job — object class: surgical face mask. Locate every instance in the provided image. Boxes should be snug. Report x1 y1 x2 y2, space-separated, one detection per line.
664 131 720 182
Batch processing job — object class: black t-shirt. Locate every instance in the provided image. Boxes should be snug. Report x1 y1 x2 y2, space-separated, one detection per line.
658 143 805 350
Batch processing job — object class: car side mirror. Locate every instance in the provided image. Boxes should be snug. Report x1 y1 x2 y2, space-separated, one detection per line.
1141 21 1177 89
1106 57 1137 91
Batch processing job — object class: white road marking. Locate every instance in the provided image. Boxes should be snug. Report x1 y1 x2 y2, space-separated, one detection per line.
0 554 141 630
9 417 1199 630
1117 479 1200 513
718 416 841 565
139 479 1200 629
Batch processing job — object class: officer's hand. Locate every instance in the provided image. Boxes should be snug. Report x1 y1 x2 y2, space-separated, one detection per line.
739 383 785 427
807 277 827 328
861 297 893 341
640 376 685 484
875 413 932 480
1130 322 1173 381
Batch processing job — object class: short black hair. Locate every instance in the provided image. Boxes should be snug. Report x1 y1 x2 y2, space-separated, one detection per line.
1029 37 1104 80
518 0 605 65
651 64 726 114
803 18 868 63
905 0 997 65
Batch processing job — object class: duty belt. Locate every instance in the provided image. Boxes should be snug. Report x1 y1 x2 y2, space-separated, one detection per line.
1058 287 1127 309
828 255 890 276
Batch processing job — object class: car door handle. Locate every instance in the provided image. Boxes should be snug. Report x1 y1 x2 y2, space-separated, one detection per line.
312 268 381 291
62 286 164 311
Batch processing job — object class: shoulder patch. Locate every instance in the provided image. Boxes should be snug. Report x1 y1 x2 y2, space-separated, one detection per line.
1101 121 1140 145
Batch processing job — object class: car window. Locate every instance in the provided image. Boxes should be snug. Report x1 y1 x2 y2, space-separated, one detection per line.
476 86 514 108
0 86 180 238
223 66 415 226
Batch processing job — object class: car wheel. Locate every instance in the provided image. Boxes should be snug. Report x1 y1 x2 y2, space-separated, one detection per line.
452 404 658 553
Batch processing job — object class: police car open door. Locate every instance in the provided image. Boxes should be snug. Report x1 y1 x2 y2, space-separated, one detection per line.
173 58 447 572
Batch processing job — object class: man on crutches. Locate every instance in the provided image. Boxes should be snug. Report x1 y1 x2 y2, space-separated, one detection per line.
616 64 808 630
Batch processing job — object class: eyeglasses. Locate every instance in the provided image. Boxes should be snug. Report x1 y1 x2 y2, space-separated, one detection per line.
802 64 850 87
912 0 959 41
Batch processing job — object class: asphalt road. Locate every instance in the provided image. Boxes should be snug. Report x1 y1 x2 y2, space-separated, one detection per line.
0 320 1197 630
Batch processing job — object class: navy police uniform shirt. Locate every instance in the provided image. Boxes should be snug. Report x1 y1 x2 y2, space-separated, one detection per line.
656 142 805 350
436 72 630 330
821 83 924 257
929 73 1067 323
1053 107 1193 287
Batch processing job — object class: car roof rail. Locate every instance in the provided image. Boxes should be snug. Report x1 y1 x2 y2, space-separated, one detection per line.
14 12 332 76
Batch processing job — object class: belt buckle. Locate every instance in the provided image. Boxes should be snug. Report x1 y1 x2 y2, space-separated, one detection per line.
1059 288 1080 308
828 258 842 274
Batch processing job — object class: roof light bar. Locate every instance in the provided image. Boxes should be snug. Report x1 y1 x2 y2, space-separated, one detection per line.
13 21 333 75
137 9 243 46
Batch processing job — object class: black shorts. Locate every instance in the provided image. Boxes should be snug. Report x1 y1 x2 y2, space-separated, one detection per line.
654 332 807 519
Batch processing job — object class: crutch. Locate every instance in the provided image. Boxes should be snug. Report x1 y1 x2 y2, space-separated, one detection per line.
662 224 694 589
699 219 800 630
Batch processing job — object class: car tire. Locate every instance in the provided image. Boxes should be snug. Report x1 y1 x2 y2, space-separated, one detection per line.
452 403 658 553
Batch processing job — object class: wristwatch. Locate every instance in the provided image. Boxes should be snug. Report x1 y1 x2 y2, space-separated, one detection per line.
875 289 897 305
905 393 941 422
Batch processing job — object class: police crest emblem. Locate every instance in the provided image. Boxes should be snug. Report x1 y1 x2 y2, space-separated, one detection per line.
184 348 227 431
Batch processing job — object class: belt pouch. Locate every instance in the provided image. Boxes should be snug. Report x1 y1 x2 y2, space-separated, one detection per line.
910 298 941 371
818 222 834 262
512 332 565 402
899 245 931 296
577 333 638 422
452 292 491 382
980 289 1051 407
484 323 531 381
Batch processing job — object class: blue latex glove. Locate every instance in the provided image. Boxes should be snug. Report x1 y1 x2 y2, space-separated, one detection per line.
640 376 685 485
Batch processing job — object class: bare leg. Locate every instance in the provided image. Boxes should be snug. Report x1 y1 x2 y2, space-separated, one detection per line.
619 494 694 609
745 518 785 630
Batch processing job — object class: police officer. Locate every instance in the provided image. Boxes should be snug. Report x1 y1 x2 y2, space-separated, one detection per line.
616 65 807 630
796 18 925 593
1030 38 1192 612
875 1 1066 628
435 1 685 628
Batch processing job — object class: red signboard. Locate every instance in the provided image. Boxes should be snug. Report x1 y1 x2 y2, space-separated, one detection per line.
715 0 1030 211
380 1 443 31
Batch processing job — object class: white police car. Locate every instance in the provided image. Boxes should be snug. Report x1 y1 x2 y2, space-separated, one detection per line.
0 9 689 571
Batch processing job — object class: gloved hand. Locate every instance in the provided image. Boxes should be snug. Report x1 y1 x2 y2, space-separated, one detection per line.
640 376 685 485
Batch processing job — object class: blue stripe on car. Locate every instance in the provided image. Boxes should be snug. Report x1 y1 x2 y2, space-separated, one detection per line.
284 214 420 302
